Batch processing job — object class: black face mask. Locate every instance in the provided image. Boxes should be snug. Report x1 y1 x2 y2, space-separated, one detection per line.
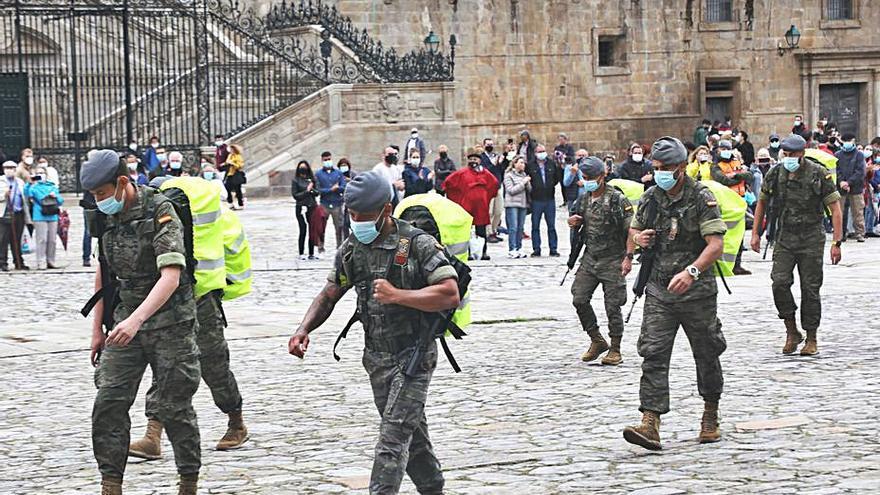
485 145 494 153
385 154 398 165
439 152 448 159
298 168 309 176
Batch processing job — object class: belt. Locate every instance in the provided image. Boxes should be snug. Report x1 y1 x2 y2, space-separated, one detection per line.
364 334 422 354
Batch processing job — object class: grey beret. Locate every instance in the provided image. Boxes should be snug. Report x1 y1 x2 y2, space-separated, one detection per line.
781 133 806 152
650 136 688 165
344 170 393 213
718 139 733 149
578 156 605 178
80 149 121 190
769 133 780 141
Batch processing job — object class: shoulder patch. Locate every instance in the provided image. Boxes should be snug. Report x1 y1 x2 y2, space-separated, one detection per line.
624 204 633 212
706 200 718 207
157 214 173 224
825 173 832 180
394 237 412 266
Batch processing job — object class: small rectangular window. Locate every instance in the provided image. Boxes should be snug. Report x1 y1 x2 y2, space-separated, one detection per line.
598 39 615 67
705 80 733 92
705 0 733 23
826 0 853 20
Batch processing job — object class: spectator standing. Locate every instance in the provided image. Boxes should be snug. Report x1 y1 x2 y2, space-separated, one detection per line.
0 160 31 270
562 148 589 209
126 153 149 185
16 148 34 183
444 147 499 260
617 143 654 188
403 149 434 197
291 160 319 259
166 151 185 177
835 133 867 242
315 151 346 248
751 147 774 194
527 144 561 257
711 139 753 275
687 145 713 182
403 128 427 163
503 155 531 258
432 144 456 195
338 158 355 239
604 154 618 179
693 119 711 147
517 130 537 164
222 144 246 209
37 156 60 186
792 115 809 139
480 138 505 243
736 131 755 167
768 133 782 161
372 147 405 205
214 134 229 168
200 164 227 201
143 136 161 175
25 165 63 270
554 133 576 164
127 139 143 164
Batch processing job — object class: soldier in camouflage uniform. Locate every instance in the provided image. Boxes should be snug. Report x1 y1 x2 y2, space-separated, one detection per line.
567 156 634 365
623 137 728 451
288 170 460 495
750 134 843 356
82 150 201 495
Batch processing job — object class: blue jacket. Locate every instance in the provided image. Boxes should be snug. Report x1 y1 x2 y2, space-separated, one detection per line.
315 167 345 206
25 180 63 222
834 148 866 194
402 165 433 197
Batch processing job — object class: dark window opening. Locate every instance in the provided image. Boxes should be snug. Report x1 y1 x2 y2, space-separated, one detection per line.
826 0 853 20
598 39 614 67
705 0 733 23
705 80 733 92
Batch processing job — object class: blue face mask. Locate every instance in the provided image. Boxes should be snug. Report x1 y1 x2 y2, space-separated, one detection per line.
783 157 800 172
842 142 856 152
169 161 182 170
350 213 384 244
339 166 350 174
719 150 733 160
323 160 333 169
770 141 780 149
873 157 880 164
654 170 678 191
203 172 215 180
583 180 600 193
97 182 125 215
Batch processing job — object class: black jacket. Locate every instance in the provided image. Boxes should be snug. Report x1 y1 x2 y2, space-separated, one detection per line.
834 149 866 194
617 158 654 188
433 156 456 191
291 176 318 207
527 158 560 202
480 152 504 185
736 141 755 166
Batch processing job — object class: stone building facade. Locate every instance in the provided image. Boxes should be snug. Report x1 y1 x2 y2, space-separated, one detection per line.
249 0 880 156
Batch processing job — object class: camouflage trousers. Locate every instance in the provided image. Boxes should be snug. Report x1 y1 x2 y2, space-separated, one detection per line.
92 320 201 478
363 341 444 495
771 241 824 331
637 295 726 415
571 254 627 338
145 292 242 418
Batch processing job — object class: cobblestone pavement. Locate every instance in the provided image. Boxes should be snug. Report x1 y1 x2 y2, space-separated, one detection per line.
2 198 879 494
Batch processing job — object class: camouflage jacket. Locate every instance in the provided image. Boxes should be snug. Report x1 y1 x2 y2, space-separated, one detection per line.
101 186 196 330
329 219 457 349
760 160 840 249
573 185 633 260
631 177 727 303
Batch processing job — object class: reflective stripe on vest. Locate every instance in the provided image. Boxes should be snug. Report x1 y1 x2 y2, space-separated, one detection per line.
219 209 252 301
159 177 225 297
702 180 747 277
394 193 473 330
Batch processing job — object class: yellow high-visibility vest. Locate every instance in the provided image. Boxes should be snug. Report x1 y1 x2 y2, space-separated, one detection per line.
805 148 838 183
608 178 645 206
218 209 252 301
702 180 748 277
395 193 473 330
159 177 225 298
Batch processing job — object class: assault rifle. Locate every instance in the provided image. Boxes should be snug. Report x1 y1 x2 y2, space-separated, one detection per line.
625 199 659 323
560 221 586 286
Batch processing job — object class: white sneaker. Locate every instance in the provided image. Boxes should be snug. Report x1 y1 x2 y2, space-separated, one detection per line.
299 255 307 261
507 251 516 259
515 250 525 258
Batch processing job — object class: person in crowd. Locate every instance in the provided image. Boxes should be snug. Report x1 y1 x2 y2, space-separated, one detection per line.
37 156 60 186
372 146 405 205
24 165 62 270
735 131 755 167
554 133 576 164
222 144 246 210
603 154 618 179
709 120 721 136
835 133 867 242
693 119 711 147
292 160 319 260
444 146 499 260
200 164 227 201
751 134 843 356
792 115 809 139
127 139 143 164
623 136 727 451
768 133 782 161
16 147 34 182
126 153 149 185
617 143 654 188
433 144 456 195
0 160 31 271
812 116 828 142
480 138 505 243
143 135 161 175
214 134 229 169
403 148 434 197
718 117 732 133
711 139 753 275
337 158 355 239
152 145 168 177
864 148 879 237
503 155 531 258
166 151 185 177
316 151 346 248
517 130 537 164
687 145 713 182
562 149 589 208
403 127 427 162
751 147 774 194
567 156 633 365
527 144 560 257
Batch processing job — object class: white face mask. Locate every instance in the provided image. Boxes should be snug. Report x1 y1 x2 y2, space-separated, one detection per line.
23 156 34 166
215 140 223 146
129 143 138 151
410 158 421 166
411 133 418 139
632 153 643 162
127 162 138 170
4 169 15 178
697 154 710 162
151 142 159 148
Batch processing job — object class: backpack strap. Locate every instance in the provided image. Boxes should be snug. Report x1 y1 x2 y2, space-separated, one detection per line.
333 311 362 362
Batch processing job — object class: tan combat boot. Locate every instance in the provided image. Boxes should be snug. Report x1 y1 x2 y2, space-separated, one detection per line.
800 329 819 356
698 401 721 444
581 329 609 362
178 473 198 495
623 411 662 450
216 411 249 451
128 418 163 460
782 318 803 355
101 476 122 495
601 336 623 366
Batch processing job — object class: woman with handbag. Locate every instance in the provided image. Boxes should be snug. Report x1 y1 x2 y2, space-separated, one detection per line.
222 143 247 209
25 165 63 269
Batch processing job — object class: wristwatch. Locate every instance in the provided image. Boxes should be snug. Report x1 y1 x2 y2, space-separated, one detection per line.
625 252 635 260
832 240 842 248
686 264 700 280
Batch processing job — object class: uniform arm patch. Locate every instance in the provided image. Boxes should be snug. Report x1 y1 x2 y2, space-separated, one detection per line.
157 214 173 225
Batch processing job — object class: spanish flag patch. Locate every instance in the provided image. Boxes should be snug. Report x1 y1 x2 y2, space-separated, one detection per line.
706 201 718 207
825 174 832 180
158 214 173 225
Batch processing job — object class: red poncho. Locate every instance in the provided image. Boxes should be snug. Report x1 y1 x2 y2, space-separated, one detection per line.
443 166 499 226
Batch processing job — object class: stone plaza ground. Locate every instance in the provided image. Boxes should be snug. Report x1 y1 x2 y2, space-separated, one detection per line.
1 197 879 494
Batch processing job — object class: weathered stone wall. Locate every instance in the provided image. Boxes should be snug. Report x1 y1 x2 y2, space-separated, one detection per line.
248 0 880 156
227 81 461 196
